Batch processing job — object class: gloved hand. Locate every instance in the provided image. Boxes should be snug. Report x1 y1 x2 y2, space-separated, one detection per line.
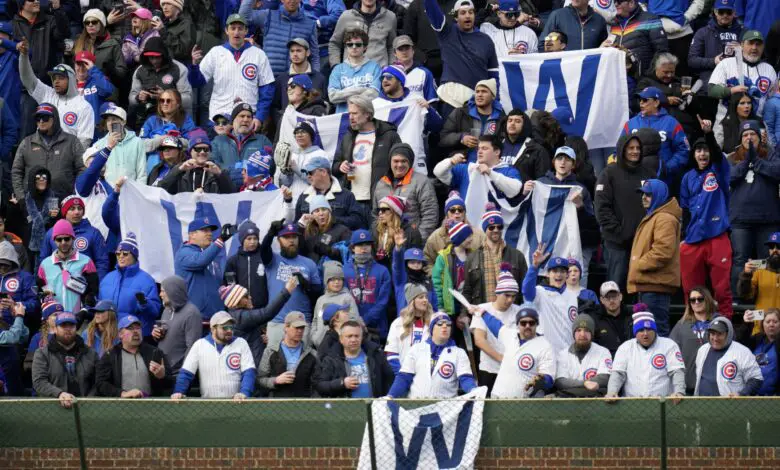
135 292 147 305
313 241 331 257
219 224 235 242
746 140 757 164
293 272 310 293
269 220 285 236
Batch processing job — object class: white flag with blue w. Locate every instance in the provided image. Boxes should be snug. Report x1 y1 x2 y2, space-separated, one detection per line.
498 48 628 149
118 180 285 282
278 98 429 173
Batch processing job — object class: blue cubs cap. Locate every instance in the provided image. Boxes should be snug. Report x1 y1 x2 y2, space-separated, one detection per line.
713 0 734 10
637 180 654 194
516 305 539 323
637 87 664 101
278 224 300 237
322 304 349 324
350 229 373 246
55 312 78 326
404 248 426 263
289 74 313 91
118 315 142 329
303 156 331 173
188 217 218 233
498 0 520 12
766 232 780 245
547 256 569 271
89 300 117 312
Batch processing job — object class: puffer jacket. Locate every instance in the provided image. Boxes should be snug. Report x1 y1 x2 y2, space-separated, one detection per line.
627 181 682 294
257 340 318 397
32 335 98 398
328 7 396 67
159 163 236 195
98 263 162 337
688 17 743 84
440 97 505 163
129 37 193 112
608 6 669 73
372 168 438 240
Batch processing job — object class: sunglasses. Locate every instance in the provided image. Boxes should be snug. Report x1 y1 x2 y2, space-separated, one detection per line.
115 251 133 258
487 225 504 232
214 119 229 126
219 324 235 331
192 147 210 154
35 174 49 180
448 207 464 214
768 244 779 250
378 207 392 213
381 74 396 81
545 35 561 42
689 296 705 304
345 42 364 49
287 84 300 90
55 237 73 243
36 115 52 122
502 12 518 19
160 98 176 104
84 20 101 26
519 320 537 327
715 9 734 15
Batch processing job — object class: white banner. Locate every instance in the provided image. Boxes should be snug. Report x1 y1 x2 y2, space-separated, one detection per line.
358 387 487 470
278 98 429 173
118 180 285 282
499 48 628 149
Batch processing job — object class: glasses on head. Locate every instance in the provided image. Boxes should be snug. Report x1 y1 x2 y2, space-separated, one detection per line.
689 296 705 304
160 98 175 104
396 45 412 52
220 324 235 331
35 115 52 123
519 320 537 327
487 225 504 232
381 74 395 81
715 9 734 15
448 207 464 214
345 42 364 49
55 237 73 243
115 251 133 258
214 119 229 126
35 174 49 181
192 147 210 154
84 20 101 26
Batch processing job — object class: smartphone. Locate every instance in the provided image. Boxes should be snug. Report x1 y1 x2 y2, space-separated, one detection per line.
110 122 122 135
748 259 767 270
152 9 163 19
745 310 765 322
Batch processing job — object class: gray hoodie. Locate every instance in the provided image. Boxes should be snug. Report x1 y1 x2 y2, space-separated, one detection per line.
157 276 203 373
310 261 360 347
328 7 397 68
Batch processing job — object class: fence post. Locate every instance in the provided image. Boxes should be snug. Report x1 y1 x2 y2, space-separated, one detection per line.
72 400 89 470
659 398 667 470
365 400 378 470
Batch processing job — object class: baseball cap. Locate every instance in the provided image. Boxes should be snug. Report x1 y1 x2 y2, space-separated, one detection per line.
393 35 414 49
453 0 474 10
350 229 373 246
554 146 576 161
498 0 520 12
289 74 313 91
188 217 218 233
159 136 182 149
637 180 654 194
547 256 569 271
55 312 78 326
742 30 764 42
226 13 247 26
209 311 235 327
131 7 153 20
90 300 117 312
35 104 56 117
600 281 621 297
142 49 162 57
303 156 331 173
100 103 127 122
708 318 729 333
637 87 664 100
278 224 300 237
404 248 425 263
713 0 734 10
48 64 71 77
118 315 142 329
284 311 307 328
322 304 348 324
765 232 780 246
287 38 310 50
75 50 96 64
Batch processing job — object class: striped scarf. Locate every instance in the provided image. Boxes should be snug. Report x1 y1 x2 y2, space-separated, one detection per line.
482 239 505 303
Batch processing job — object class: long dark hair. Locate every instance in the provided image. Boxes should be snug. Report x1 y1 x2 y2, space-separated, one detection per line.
722 92 758 153
156 88 186 128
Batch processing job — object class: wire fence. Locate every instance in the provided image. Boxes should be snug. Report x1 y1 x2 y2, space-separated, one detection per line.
1 397 779 469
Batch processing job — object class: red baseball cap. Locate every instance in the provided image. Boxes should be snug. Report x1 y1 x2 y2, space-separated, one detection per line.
75 50 96 64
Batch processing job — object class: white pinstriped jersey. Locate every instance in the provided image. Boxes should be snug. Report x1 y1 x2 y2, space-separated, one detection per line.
532 286 579 354
555 343 613 381
29 80 95 144
198 45 275 120
181 336 255 398
400 342 472 398
709 57 777 126
491 330 556 398
612 337 684 397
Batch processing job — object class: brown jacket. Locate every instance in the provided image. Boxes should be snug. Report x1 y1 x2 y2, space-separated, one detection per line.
627 198 682 294
423 224 485 275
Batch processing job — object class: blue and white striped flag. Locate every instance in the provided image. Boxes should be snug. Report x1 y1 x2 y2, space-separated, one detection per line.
278 98 429 173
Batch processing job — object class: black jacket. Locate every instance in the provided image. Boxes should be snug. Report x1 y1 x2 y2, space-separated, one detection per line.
224 247 269 309
313 341 394 398
12 10 69 80
257 342 318 397
512 136 552 183
159 165 236 195
302 222 352 264
462 244 527 314
95 343 172 397
582 302 634 357
332 120 402 200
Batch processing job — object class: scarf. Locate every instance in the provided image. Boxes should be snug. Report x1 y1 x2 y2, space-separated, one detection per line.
426 336 456 374
243 176 274 192
482 239 505 303
25 192 53 253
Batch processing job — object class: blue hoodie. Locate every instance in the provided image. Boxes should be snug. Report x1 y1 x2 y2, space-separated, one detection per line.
391 247 437 313
79 67 114 136
74 147 119 252
98 263 162 337
680 139 731 244
622 108 690 184
343 259 391 339
0 41 21 136
40 218 110 279
642 179 670 214
174 240 226 320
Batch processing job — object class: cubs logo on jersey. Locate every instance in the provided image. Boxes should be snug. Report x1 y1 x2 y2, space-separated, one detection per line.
568 306 578 322
63 112 78 126
596 0 612 7
604 358 613 370
757 77 771 95
226 353 242 371
74 237 89 251
514 41 528 54
242 64 257 81
438 361 455 379
703 172 718 192
675 351 684 364
518 353 535 371
162 74 174 85
651 354 667 370
583 368 597 380
721 361 738 380
4 278 19 292
486 122 497 135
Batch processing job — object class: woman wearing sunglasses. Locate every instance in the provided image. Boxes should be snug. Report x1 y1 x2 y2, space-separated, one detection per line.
140 88 197 173
423 191 485 272
73 9 128 86
300 195 351 265
740 308 780 396
372 195 422 271
159 135 236 194
669 286 719 394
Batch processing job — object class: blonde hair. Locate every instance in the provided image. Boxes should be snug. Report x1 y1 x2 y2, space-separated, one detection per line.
73 23 107 57
86 310 118 355
376 209 401 253
399 296 432 340
305 209 333 238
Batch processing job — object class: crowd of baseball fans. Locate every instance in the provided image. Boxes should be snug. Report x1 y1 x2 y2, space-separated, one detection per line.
0 0 779 404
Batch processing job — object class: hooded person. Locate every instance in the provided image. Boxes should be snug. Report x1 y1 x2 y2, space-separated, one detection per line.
11 104 86 201
311 261 360 348
154 275 203 375
0 240 38 321
19 166 59 263
223 221 269 309
392 246 437 314
554 314 613 398
627 179 682 336
18 51 95 149
0 202 31 273
594 134 657 292
694 316 763 397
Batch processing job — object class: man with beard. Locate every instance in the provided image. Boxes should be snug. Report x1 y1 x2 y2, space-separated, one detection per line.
95 315 170 397
171 311 256 400
739 233 780 328
260 222 323 348
211 102 274 188
479 0 538 59
32 311 99 407
554 314 612 397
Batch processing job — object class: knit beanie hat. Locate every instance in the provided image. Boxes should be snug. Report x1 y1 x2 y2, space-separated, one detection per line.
444 191 465 213
568 258 582 273
41 299 64 320
61 195 84 216
632 307 657 336
219 283 248 309
481 202 503 231
404 283 428 305
52 219 76 240
238 221 259 244
429 311 452 332
245 151 272 178
379 195 406 218
231 102 253 122
446 220 473 247
117 232 139 258
381 64 406 86
389 143 414 166
308 195 331 214
494 262 519 294
323 261 344 284
572 314 595 337
83 9 106 27
161 0 184 12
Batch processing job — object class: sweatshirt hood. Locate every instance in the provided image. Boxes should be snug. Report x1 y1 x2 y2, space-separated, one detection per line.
37 102 63 137
642 179 670 214
616 134 644 169
140 36 171 67
709 316 734 348
161 275 189 310
52 64 80 98
0 240 20 270
27 166 53 196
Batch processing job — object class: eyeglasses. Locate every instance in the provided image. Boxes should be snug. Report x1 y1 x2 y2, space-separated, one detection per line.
35 174 49 181
219 324 235 331
192 147 210 154
214 119 229 126
35 115 52 123
487 225 504 232
55 237 73 243
518 320 537 327
448 207 464 214
639 98 650 103
159 99 175 104
381 74 396 81
84 20 101 26
115 251 133 258
768 244 779 250
345 42 364 49
715 9 734 15
603 293 621 301
689 296 705 304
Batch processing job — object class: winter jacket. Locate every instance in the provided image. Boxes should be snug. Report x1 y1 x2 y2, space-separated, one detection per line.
159 163 237 195
608 6 669 73
679 134 730 244
160 14 196 65
78 66 115 129
224 247 269 310
129 37 193 112
728 148 780 226
313 341 394 397
239 0 320 74
0 241 37 316
37 249 99 313
294 177 366 231
372 169 438 240
302 223 352 265
508 136 551 183
763 93 780 148
328 7 396 67
327 56 382 113
40 218 109 279
257 340 318 397
98 263 162 337
461 243 527 314
582 302 634 357
627 182 682 295
538 171 599 248
0 98 15 171
139 114 198 173
122 29 160 66
261 0 345 58
174 241 226 320
156 275 203 373
79 34 127 85
211 131 274 187
227 289 292 367
95 342 171 397
0 48 21 147
595 135 658 249
89 130 147 184
343 260 391 338
440 97 505 163
432 245 462 315
11 10 69 81
688 17 743 84
332 119 402 200
423 224 485 275
311 289 359 348
32 335 98 398
540 5 608 51
621 108 690 184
